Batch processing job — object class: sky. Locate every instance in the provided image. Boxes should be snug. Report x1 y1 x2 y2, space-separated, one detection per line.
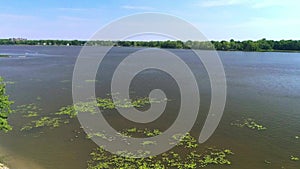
0 0 299 40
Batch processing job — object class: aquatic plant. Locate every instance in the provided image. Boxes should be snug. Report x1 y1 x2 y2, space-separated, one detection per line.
86 131 115 142
23 111 38 118
169 133 198 148
88 132 233 169
55 105 77 118
3 81 15 85
19 95 168 132
85 79 98 83
231 118 267 131
14 103 42 117
120 128 162 138
60 80 70 83
96 96 165 110
290 156 299 161
197 147 233 167
0 77 13 132
21 116 62 131
142 140 157 146
264 160 271 164
87 128 234 169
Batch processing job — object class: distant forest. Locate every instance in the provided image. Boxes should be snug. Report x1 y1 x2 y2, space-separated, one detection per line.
1 38 300 51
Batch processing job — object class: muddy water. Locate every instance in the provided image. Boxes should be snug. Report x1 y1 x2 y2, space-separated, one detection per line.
0 46 299 169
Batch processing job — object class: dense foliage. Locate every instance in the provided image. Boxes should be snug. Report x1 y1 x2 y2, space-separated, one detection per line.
0 77 13 132
1 38 300 51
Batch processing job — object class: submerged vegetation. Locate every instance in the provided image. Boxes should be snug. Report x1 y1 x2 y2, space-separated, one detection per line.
231 118 267 131
0 77 13 132
14 103 41 117
87 129 234 169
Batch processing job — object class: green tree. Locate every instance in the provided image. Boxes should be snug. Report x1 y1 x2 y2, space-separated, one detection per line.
0 77 13 132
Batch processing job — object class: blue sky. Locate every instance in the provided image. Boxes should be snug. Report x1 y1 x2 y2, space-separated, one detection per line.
0 0 299 40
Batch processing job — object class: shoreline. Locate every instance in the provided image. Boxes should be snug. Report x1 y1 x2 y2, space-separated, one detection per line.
1 45 300 54
0 145 43 169
0 163 9 169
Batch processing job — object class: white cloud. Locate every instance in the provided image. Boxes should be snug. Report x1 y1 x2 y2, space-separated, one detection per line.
121 5 154 11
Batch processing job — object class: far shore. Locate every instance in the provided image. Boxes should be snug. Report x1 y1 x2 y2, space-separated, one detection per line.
1 44 300 54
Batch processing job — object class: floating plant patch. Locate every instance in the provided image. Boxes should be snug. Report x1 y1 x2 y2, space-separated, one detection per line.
55 101 98 118
169 133 198 148
13 103 42 117
290 155 299 161
60 80 70 83
264 160 271 164
231 118 267 131
121 128 162 138
87 131 234 169
86 131 116 142
19 95 169 132
20 116 63 131
85 79 99 83
96 97 167 110
4 81 15 85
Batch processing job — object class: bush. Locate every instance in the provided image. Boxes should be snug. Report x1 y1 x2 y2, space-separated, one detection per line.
0 77 13 132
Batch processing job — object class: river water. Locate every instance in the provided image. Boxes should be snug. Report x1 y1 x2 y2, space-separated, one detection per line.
0 46 299 169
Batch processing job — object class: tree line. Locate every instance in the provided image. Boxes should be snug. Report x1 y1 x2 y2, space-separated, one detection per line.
1 38 300 51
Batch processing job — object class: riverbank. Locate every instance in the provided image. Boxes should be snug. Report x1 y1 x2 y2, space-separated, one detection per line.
0 163 9 169
1 45 300 54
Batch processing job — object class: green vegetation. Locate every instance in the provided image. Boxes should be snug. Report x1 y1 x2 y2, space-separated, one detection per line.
121 128 162 138
19 96 167 131
87 129 234 169
2 38 300 51
0 77 13 132
85 79 99 83
290 156 299 161
231 118 267 131
14 103 42 117
169 133 198 148
3 81 15 85
21 116 62 131
0 55 9 58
